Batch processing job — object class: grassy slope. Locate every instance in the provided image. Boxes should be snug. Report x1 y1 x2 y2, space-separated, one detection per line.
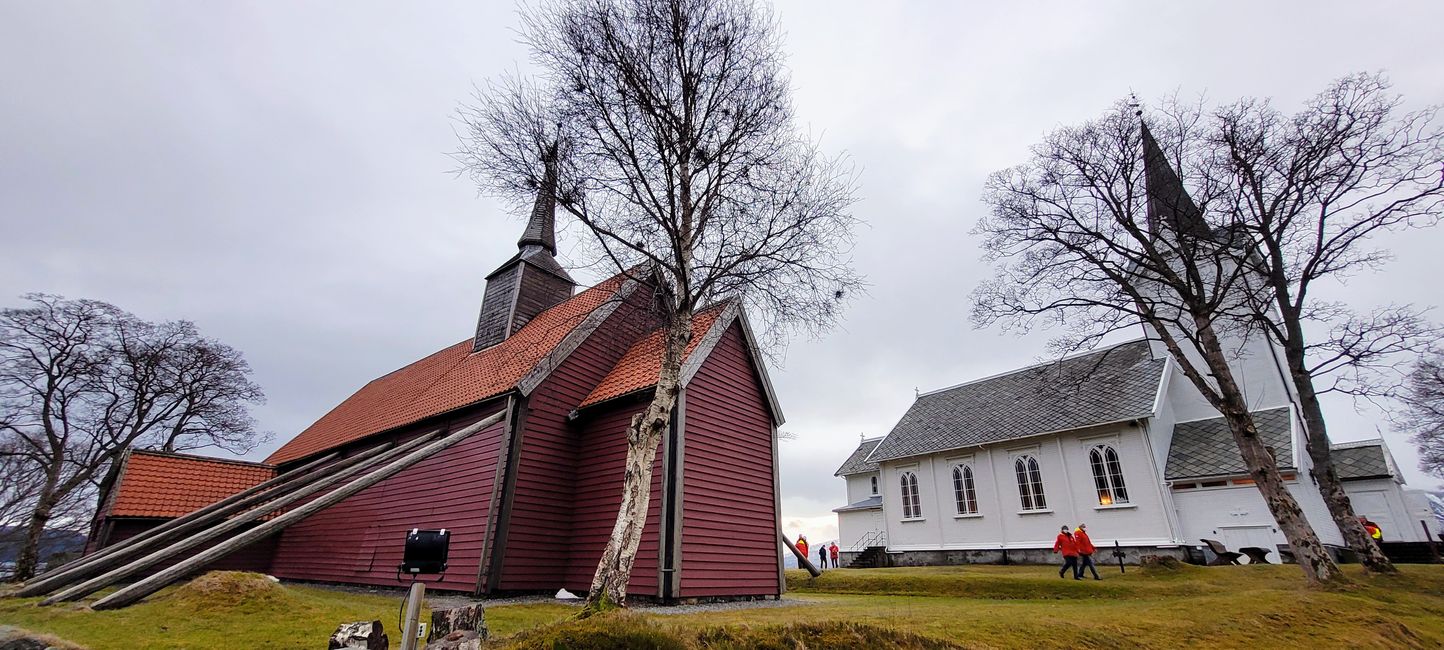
2 565 1442 649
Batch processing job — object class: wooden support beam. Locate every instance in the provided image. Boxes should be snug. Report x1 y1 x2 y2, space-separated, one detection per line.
782 534 821 577
17 449 354 598
90 411 504 610
42 429 446 605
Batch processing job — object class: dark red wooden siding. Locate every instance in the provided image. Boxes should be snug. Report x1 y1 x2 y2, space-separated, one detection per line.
100 518 278 574
562 397 665 596
679 323 780 597
495 295 653 591
268 410 507 593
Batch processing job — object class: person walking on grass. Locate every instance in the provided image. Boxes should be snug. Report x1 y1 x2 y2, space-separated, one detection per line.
1074 523 1101 580
819 542 829 570
796 534 809 560
1054 525 1080 580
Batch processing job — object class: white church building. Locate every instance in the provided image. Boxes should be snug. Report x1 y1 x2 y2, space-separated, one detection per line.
834 336 1437 566
834 124 1438 567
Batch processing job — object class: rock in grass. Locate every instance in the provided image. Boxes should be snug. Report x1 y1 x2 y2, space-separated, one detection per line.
328 620 387 650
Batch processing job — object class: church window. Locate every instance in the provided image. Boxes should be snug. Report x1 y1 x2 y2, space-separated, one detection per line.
1014 455 1047 511
870 475 879 495
952 464 978 515
899 471 922 519
1089 444 1129 505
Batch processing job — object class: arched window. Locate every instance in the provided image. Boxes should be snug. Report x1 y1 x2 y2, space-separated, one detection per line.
870 475 879 496
1089 444 1129 505
1014 455 1047 511
899 471 922 519
952 464 978 515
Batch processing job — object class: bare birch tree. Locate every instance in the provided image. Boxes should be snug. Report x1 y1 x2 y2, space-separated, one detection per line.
1206 73 1444 573
457 0 860 612
975 100 1346 585
0 294 268 581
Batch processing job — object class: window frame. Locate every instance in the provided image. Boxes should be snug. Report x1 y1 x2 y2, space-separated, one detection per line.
1014 454 1048 511
952 463 979 515
1088 444 1130 506
899 470 923 520
870 475 879 496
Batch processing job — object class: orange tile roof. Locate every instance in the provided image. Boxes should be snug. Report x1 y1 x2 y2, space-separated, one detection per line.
580 303 729 408
109 451 275 518
265 277 626 465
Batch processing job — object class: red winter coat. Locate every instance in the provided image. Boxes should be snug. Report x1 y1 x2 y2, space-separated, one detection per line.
796 539 809 557
1075 530 1096 555
830 544 839 559
1054 533 1079 557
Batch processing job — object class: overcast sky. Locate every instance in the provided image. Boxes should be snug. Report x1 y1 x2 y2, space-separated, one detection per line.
4 1 1442 544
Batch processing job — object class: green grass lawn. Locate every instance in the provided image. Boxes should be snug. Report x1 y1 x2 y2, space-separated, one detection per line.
3 564 1443 649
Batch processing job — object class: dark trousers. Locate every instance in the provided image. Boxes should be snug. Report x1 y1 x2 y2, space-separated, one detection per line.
819 552 828 569
1077 553 1100 579
1059 555 1078 578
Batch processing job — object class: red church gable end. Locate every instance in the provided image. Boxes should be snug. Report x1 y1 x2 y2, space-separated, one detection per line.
680 322 782 597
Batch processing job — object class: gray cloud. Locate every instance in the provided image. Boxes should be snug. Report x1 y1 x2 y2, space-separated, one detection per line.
3 1 1441 542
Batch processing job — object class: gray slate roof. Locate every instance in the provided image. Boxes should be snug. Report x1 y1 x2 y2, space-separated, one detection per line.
868 340 1166 462
1331 443 1393 480
1164 407 1293 479
835 438 883 476
833 495 883 513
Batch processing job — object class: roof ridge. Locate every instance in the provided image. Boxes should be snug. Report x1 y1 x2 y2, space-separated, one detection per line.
1329 438 1386 450
129 449 275 470
918 338 1149 399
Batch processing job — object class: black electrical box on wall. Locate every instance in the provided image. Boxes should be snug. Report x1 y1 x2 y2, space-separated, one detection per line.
400 528 450 575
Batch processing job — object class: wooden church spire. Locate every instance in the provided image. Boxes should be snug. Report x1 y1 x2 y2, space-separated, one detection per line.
472 144 576 351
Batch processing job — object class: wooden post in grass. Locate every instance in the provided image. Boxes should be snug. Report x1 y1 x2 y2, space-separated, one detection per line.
1113 541 1126 573
89 412 503 610
781 534 821 577
399 582 426 650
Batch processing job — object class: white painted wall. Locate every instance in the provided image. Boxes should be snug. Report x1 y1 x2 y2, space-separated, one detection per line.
837 508 885 550
1346 479 1429 542
843 472 879 504
880 424 1176 551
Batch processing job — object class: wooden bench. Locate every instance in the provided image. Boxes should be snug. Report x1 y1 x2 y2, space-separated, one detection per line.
1200 539 1243 566
1238 546 1272 564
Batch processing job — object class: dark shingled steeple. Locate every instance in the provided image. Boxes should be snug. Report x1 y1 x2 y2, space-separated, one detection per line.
1141 122 1212 240
517 144 560 255
472 146 576 351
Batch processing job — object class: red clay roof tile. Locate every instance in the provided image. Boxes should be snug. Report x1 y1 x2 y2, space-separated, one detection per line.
579 303 728 408
109 451 275 519
265 277 626 465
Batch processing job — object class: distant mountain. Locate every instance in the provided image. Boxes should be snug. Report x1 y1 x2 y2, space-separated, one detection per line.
0 527 87 563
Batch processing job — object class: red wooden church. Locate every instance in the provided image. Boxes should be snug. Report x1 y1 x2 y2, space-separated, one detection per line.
83 184 785 602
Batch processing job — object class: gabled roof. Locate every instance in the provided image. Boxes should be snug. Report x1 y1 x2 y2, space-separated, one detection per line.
266 276 630 464
835 438 883 476
868 339 1166 463
578 300 784 424
1164 407 1293 480
110 450 275 518
1330 441 1394 480
580 302 727 408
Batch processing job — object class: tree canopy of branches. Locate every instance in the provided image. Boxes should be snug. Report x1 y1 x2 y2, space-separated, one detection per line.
1403 351 1444 479
0 294 268 581
457 0 859 611
1205 73 1444 573
975 99 1347 585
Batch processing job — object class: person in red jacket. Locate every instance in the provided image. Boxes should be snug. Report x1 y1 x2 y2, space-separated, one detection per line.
1074 523 1101 580
830 542 840 568
1053 525 1080 580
